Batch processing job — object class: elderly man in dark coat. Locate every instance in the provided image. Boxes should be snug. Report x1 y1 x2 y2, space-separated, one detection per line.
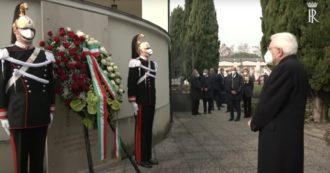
190 69 201 115
225 66 243 121
249 32 309 173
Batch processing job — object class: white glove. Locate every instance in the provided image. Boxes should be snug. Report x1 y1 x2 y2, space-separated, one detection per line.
0 119 10 136
131 102 139 115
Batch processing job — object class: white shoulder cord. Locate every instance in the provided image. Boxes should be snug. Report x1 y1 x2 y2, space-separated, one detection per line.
0 48 52 77
137 58 157 85
1 48 53 93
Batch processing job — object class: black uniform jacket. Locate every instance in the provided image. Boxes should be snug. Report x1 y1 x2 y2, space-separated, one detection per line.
0 45 55 129
127 57 157 105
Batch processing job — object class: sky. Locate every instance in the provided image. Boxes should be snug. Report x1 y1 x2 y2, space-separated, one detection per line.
170 0 263 48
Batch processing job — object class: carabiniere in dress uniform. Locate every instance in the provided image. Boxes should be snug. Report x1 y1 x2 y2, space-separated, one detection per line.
0 2 55 173
127 34 159 168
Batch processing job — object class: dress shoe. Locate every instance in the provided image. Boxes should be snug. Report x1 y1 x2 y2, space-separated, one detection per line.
148 159 159 165
139 162 152 168
228 118 233 121
235 119 240 121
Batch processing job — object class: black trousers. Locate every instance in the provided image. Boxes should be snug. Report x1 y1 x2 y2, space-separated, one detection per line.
135 104 155 163
226 94 232 112
243 95 252 117
230 99 241 120
191 99 200 115
203 98 212 113
214 90 221 109
10 126 48 173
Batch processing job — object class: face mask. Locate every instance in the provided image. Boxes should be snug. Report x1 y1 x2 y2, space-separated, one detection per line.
146 49 153 55
19 28 35 41
203 72 207 76
264 50 273 65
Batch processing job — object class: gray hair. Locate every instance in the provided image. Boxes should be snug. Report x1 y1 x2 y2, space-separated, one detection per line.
270 32 298 56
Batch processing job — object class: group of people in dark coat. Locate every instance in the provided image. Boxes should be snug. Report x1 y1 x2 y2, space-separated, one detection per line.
190 68 227 115
190 66 254 120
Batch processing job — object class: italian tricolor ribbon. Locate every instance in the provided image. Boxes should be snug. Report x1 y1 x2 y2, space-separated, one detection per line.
84 46 119 160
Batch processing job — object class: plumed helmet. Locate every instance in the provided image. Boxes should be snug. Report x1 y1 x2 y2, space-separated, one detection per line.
131 33 144 59
11 2 34 43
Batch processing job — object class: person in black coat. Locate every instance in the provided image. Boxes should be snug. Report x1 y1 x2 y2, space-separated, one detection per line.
225 66 243 121
249 32 309 173
190 69 201 115
201 69 213 114
242 68 254 118
212 68 224 110
224 69 232 112
217 68 226 108
0 3 55 173
209 68 217 111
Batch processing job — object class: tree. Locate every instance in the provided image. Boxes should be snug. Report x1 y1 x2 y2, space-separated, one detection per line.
252 46 261 57
169 6 185 78
230 52 260 59
260 0 330 122
219 43 234 59
237 43 250 53
300 0 330 122
185 0 220 73
181 0 193 78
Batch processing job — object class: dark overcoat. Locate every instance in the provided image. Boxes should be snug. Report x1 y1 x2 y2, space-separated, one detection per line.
225 73 243 100
190 76 201 100
250 55 309 173
201 75 213 99
242 76 254 98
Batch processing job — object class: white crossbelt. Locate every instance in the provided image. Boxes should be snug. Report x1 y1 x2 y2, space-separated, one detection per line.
137 71 156 84
4 48 49 93
137 58 156 84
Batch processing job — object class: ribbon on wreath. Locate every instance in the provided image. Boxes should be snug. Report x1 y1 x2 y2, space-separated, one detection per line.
83 45 119 160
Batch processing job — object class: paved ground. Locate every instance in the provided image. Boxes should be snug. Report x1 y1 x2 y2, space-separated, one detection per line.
105 109 330 173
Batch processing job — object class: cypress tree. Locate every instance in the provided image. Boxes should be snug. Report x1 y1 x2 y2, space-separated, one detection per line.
181 0 194 78
260 0 330 122
300 0 330 122
186 0 219 73
169 6 185 77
